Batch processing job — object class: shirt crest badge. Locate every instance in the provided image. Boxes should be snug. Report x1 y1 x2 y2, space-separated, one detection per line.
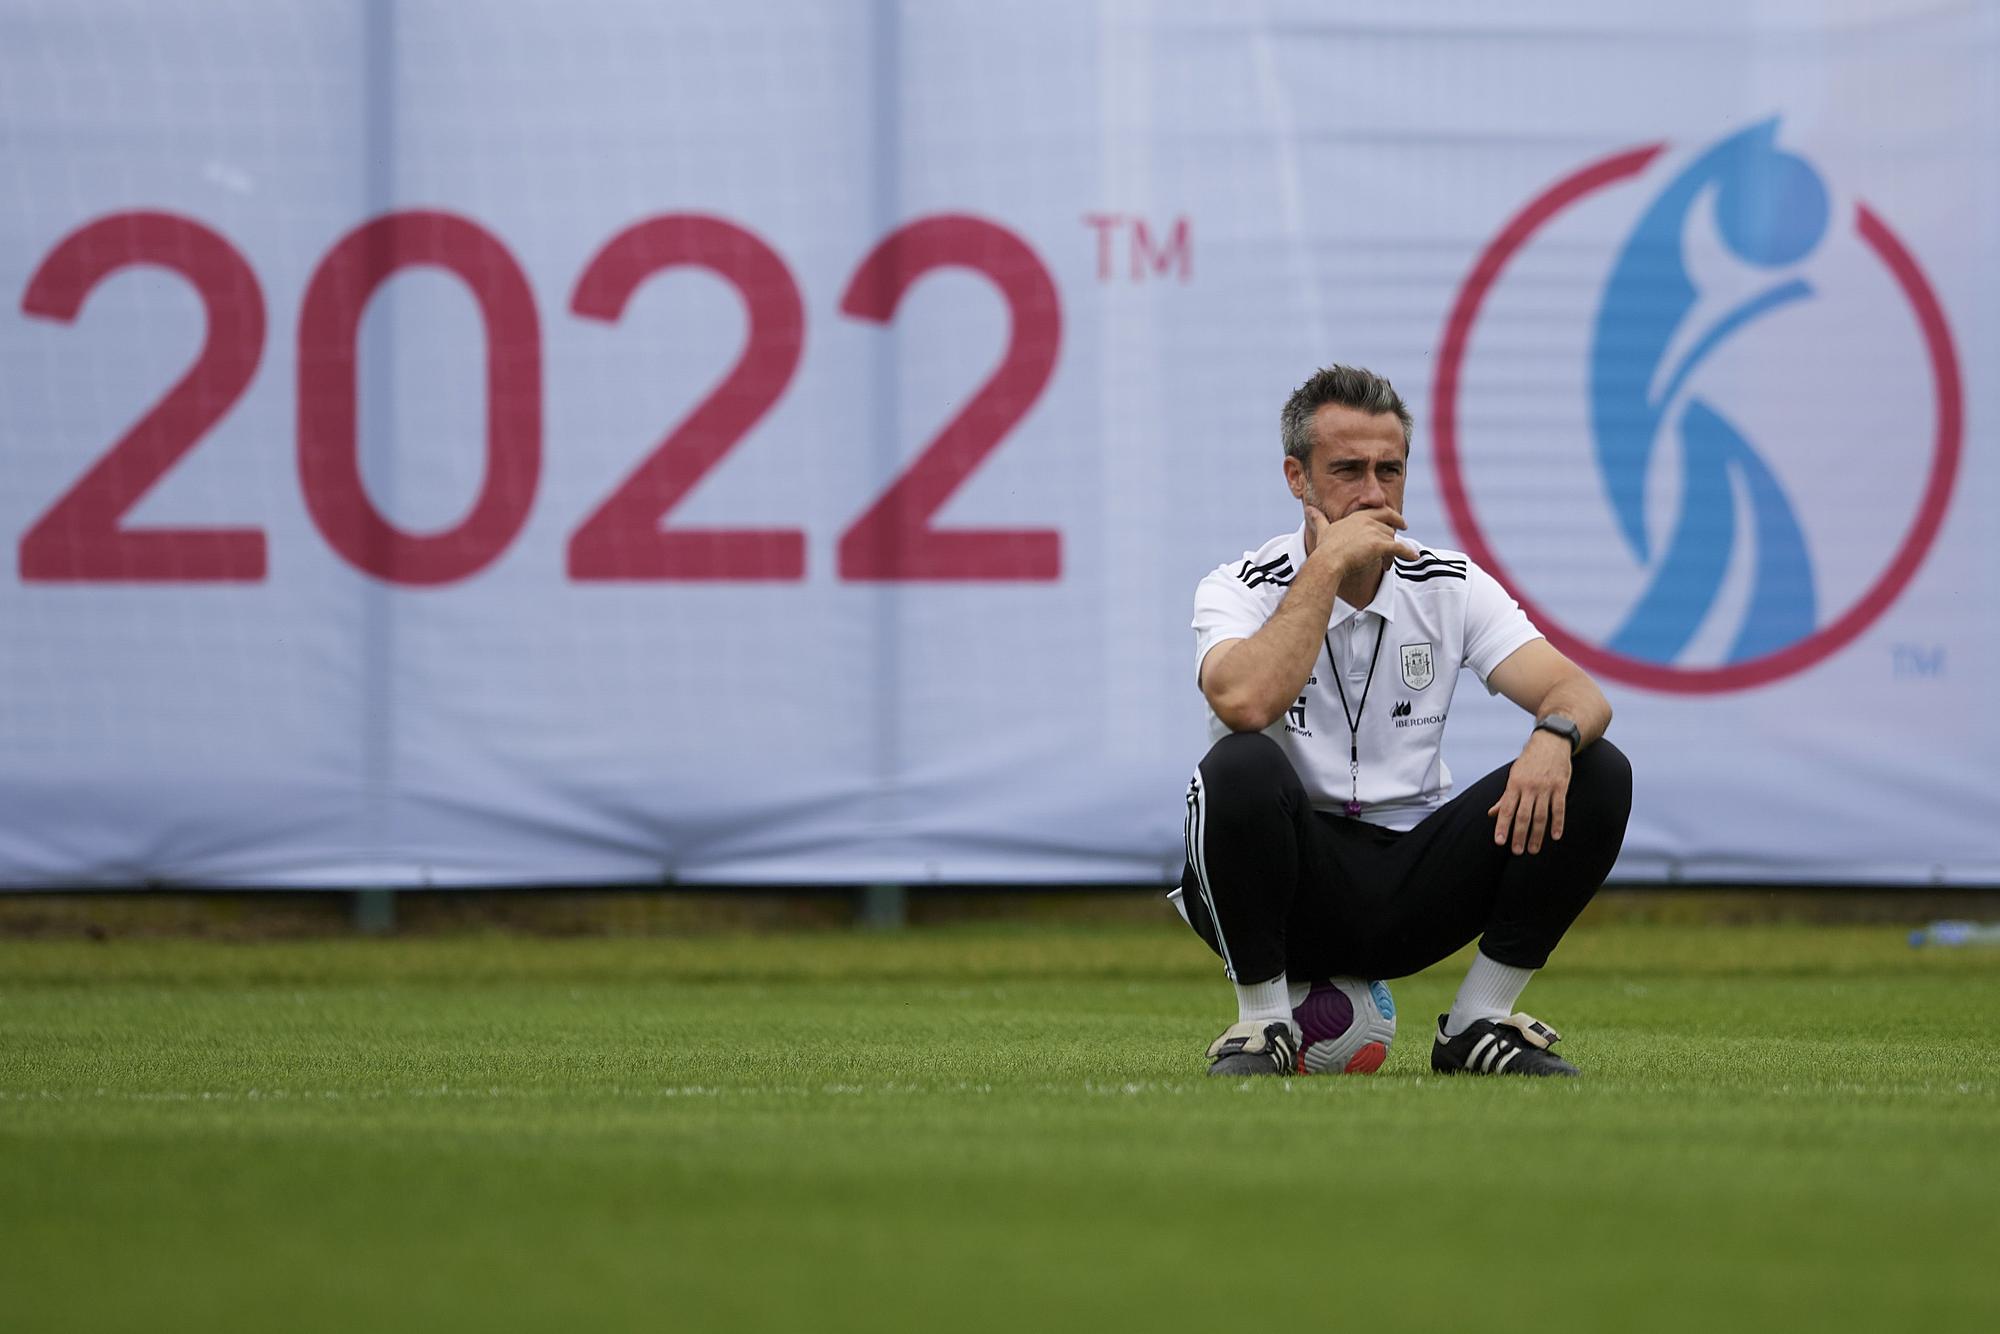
1399 641 1435 691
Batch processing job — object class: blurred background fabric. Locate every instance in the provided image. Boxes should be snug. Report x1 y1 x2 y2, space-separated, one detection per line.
1 0 1992 888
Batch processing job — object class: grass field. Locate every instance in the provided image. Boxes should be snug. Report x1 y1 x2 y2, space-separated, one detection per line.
3 921 1996 1334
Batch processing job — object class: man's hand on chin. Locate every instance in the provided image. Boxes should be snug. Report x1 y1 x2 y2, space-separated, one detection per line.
1305 504 1416 576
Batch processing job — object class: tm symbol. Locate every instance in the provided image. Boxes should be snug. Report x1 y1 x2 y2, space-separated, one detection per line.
1893 644 1946 678
1081 213 1192 283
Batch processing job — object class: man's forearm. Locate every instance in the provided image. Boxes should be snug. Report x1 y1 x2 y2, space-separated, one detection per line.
1203 559 1342 731
1529 675 1612 749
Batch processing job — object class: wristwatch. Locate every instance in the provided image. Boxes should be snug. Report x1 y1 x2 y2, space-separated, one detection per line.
1533 713 1583 756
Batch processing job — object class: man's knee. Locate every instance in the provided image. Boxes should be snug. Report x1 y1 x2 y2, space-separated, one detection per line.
1568 738 1633 822
1197 730 1303 815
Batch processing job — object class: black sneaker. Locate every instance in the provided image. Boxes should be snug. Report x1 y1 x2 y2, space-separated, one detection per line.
1431 1013 1579 1077
1205 1019 1300 1076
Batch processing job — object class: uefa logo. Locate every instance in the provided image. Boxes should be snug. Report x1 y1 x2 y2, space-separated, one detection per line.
1433 120 1962 693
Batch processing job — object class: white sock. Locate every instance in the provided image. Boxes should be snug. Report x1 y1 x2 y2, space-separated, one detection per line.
1234 972 1294 1027
1443 952 1536 1038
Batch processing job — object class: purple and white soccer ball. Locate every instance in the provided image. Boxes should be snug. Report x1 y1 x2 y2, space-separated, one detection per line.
1289 977 1397 1074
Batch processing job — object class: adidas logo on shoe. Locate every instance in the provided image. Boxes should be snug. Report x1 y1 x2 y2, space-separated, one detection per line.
1431 1013 1579 1077
1205 1019 1300 1076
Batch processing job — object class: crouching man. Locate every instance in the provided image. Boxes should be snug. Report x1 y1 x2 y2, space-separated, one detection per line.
1175 365 1632 1077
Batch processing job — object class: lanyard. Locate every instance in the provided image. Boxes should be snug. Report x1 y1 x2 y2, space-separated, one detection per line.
1324 616 1386 817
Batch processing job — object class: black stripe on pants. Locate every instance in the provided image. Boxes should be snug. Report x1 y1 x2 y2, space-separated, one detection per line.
1178 730 1632 982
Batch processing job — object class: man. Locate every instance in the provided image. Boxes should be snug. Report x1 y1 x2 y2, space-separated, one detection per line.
1173 365 1632 1078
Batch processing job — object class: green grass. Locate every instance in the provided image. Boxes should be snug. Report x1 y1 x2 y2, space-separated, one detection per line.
2 923 1996 1334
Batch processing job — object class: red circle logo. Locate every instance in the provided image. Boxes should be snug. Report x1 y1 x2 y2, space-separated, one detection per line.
1432 141 1962 694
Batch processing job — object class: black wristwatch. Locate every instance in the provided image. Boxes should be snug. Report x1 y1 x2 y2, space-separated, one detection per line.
1533 713 1583 756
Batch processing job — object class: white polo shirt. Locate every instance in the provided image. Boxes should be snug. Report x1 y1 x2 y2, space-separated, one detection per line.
1192 525 1542 831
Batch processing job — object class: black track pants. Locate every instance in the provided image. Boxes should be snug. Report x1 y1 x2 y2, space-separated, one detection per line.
1179 731 1632 983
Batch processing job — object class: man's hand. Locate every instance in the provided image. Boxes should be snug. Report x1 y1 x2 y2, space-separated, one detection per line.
1302 504 1417 576
1484 639 1612 854
1488 730 1572 855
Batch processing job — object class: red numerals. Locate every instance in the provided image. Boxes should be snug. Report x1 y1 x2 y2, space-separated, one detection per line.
839 216 1061 581
298 211 541 586
568 215 805 580
20 209 1063 585
19 212 267 581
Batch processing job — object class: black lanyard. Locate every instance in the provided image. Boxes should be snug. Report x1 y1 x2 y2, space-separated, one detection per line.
1324 616 1386 817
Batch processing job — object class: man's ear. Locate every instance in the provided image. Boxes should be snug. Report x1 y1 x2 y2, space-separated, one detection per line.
1283 454 1306 500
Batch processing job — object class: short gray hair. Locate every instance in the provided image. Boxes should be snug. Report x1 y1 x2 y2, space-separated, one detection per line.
1280 365 1413 463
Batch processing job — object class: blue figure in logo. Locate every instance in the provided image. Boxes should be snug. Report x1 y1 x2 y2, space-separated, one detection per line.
1591 120 1824 663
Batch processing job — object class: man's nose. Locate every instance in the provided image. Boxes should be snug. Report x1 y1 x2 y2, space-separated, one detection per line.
1358 471 1388 506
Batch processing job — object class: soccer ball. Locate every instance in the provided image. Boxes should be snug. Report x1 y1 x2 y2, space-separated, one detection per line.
1289 977 1396 1074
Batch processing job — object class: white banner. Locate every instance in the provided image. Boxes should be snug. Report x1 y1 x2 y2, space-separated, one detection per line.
2 1 1993 886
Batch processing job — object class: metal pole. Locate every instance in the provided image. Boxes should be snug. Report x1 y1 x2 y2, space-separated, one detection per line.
353 888 396 934
857 882 907 930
